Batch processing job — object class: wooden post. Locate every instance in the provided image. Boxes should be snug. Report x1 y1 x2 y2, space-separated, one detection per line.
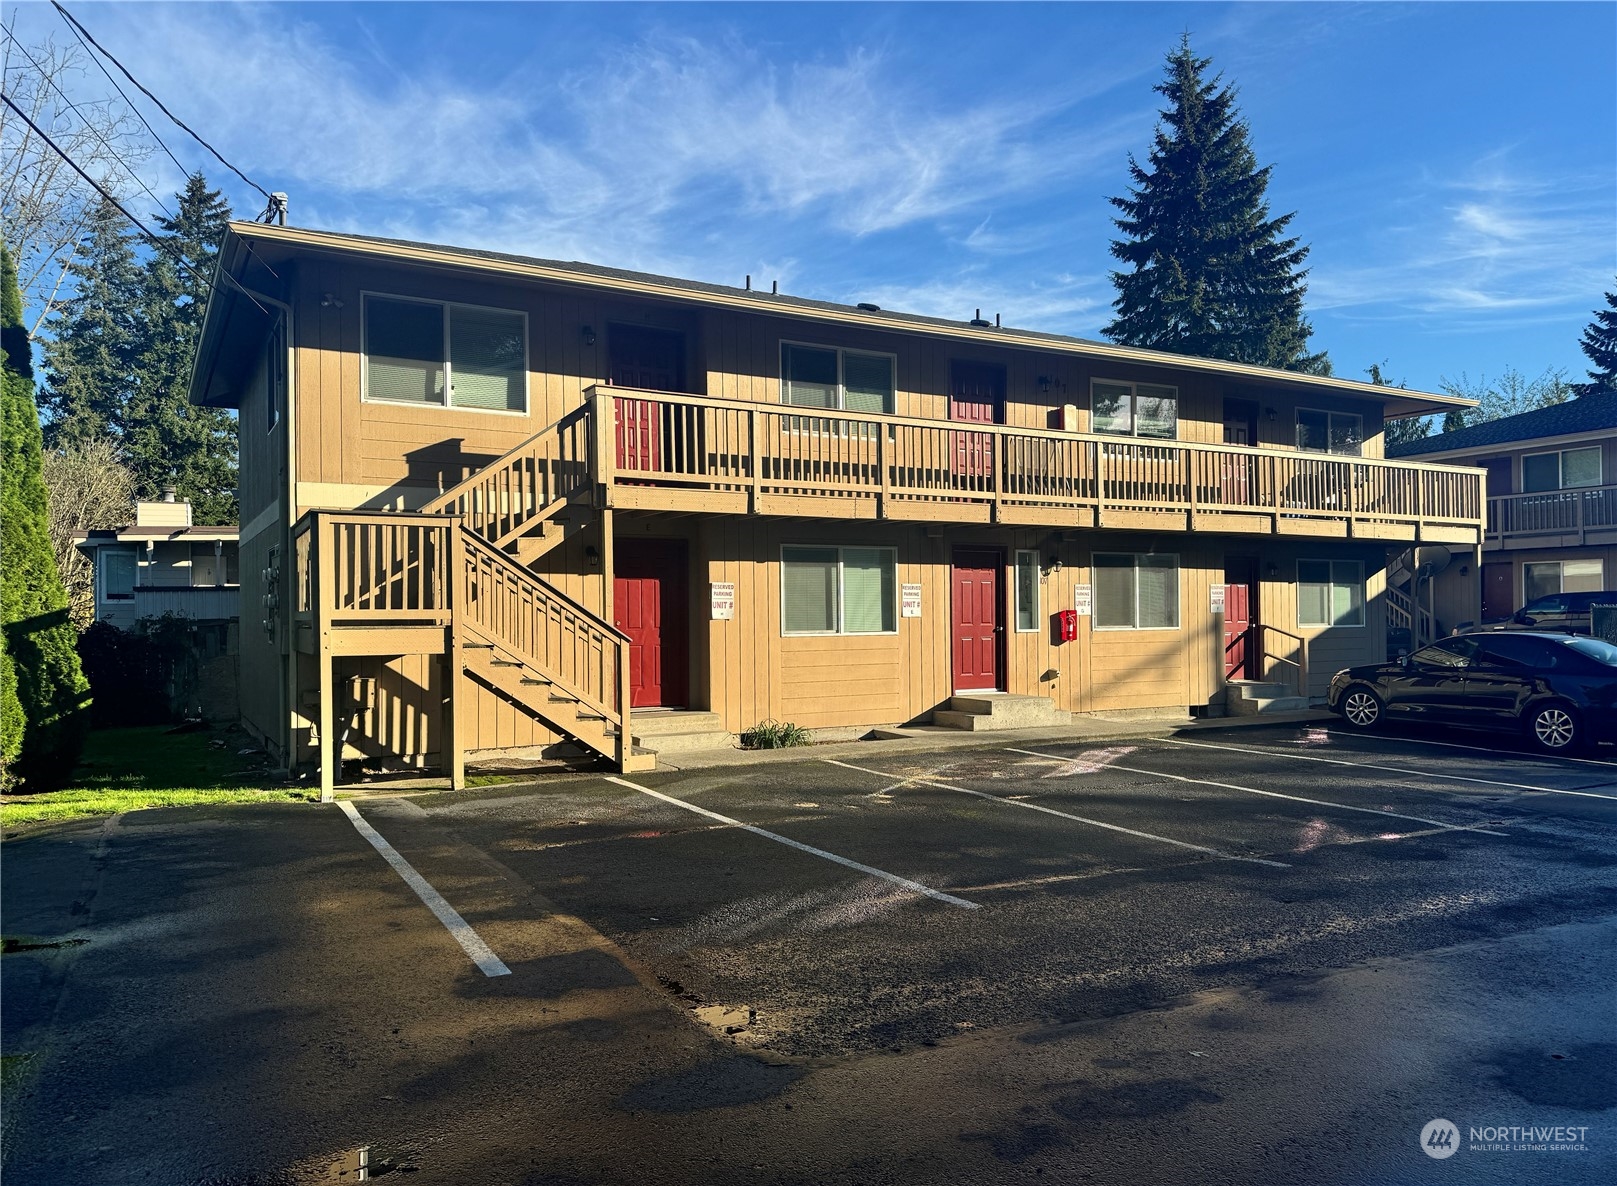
445 520 466 791
616 642 633 771
991 432 1003 519
599 506 615 629
1297 636 1310 703
749 405 761 515
591 387 614 509
314 513 338 803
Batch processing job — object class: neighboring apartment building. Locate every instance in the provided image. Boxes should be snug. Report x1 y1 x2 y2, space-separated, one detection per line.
75 494 241 629
1388 391 1616 621
188 222 1482 795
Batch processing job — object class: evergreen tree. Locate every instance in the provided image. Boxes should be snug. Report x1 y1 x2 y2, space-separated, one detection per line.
1106 37 1328 374
1 244 89 791
37 198 144 449
1439 366 1572 433
1368 362 1431 446
1574 285 1616 397
125 174 237 523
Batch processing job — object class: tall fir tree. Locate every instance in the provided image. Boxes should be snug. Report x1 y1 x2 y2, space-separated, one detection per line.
1106 37 1328 375
125 173 237 523
1574 285 1616 397
2 244 89 791
37 198 144 448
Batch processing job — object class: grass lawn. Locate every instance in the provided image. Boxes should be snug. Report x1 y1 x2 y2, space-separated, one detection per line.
1 726 317 828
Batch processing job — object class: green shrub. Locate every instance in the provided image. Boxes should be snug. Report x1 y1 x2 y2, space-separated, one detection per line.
740 718 813 749
2 244 89 791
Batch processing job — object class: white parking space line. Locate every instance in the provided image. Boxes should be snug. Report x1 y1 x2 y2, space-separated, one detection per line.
338 801 511 978
821 759 1291 869
1004 748 1508 837
1152 737 1617 802
604 776 980 910
1286 729 1617 770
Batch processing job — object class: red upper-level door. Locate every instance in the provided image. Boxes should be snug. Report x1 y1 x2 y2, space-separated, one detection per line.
950 360 1004 481
610 325 684 472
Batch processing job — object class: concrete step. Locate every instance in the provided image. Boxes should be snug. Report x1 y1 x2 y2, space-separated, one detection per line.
935 694 1071 731
629 710 733 754
1227 694 1312 716
1226 680 1292 700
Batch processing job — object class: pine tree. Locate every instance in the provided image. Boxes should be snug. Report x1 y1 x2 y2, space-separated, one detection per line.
1106 37 1328 374
1369 362 1431 446
1575 285 1616 397
37 198 144 449
2 244 89 791
125 174 238 523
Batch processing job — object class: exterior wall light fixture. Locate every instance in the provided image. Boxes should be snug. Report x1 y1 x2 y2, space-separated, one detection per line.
581 325 597 347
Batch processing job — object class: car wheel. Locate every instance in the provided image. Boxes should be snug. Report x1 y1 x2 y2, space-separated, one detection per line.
1340 685 1384 730
1527 703 1580 753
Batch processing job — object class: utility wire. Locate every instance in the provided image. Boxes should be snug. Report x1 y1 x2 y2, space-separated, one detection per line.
52 1 270 200
38 3 188 177
2 90 269 318
0 24 178 225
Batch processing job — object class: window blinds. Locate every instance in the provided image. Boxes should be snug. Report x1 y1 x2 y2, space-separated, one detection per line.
366 298 444 404
842 352 894 414
841 548 894 633
783 345 838 409
783 547 838 632
450 306 525 411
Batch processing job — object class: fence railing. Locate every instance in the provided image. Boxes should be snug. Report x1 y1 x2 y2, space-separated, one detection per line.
592 386 1484 533
292 511 453 625
1486 484 1617 543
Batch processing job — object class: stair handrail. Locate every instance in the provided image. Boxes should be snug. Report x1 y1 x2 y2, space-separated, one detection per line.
1254 623 1310 699
458 526 630 732
420 404 595 546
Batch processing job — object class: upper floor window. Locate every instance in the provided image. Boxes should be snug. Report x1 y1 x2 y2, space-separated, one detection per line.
1296 409 1362 456
781 343 895 414
1092 380 1177 439
1522 446 1602 493
101 549 136 600
363 294 527 414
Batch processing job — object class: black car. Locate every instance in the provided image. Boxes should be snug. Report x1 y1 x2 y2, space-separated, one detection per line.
1472 590 1617 635
1327 632 1617 753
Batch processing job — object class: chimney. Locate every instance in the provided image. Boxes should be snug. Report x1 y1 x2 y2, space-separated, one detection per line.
163 486 177 503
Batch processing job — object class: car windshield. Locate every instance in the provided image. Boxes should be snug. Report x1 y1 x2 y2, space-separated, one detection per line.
1564 637 1617 667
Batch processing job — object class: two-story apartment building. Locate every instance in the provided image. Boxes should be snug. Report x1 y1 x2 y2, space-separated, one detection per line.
189 222 1482 796
75 494 241 629
1388 391 1616 621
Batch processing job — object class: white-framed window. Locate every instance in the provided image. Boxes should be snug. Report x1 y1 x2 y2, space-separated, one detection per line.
1524 558 1605 602
1521 446 1602 493
101 549 136 601
1298 559 1365 627
1094 553 1179 629
362 293 528 414
266 313 286 432
1091 379 1177 439
1014 550 1039 632
781 545 897 635
1296 409 1363 456
781 342 896 414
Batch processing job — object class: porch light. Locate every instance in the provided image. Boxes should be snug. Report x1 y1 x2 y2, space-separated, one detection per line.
581 325 597 347
584 545 600 568
1267 562 1279 579
1044 555 1063 576
1265 406 1277 422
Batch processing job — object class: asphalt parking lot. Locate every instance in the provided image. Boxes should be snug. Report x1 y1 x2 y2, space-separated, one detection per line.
4 721 1615 1185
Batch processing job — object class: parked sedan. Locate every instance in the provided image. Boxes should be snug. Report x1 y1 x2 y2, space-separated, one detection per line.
1327 632 1617 753
1472 589 1617 635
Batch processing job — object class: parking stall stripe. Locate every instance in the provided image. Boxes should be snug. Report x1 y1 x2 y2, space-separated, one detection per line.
1151 737 1617 802
1266 730 1617 771
820 759 1291 869
1003 748 1508 836
604 776 981 910
337 801 511 977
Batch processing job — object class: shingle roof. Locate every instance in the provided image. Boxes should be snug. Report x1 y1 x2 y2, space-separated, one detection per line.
1386 391 1617 457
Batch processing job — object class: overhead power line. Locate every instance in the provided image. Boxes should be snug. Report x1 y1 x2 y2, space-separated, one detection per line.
51 1 271 200
1 90 269 318
42 2 188 177
0 23 178 224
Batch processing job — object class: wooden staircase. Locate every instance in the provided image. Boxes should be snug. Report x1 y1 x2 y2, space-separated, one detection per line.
295 395 650 798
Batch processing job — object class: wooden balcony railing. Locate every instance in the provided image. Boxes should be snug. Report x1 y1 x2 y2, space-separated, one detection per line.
592 386 1484 540
1486 484 1617 546
292 511 453 626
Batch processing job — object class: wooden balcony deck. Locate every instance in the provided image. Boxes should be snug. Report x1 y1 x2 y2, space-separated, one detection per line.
596 387 1485 543
1486 484 1617 549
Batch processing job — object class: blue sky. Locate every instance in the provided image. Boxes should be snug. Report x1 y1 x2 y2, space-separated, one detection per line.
13 1 1616 395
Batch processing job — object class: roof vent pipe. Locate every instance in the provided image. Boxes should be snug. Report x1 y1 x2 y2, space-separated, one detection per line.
772 280 778 295
969 308 992 327
745 274 751 291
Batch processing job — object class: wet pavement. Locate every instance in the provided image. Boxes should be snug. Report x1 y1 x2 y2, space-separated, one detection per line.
3 721 1614 1184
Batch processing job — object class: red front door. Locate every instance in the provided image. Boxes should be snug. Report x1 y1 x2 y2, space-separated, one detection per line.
952 548 1003 690
950 361 1004 479
1223 557 1257 680
613 538 688 709
610 325 684 472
